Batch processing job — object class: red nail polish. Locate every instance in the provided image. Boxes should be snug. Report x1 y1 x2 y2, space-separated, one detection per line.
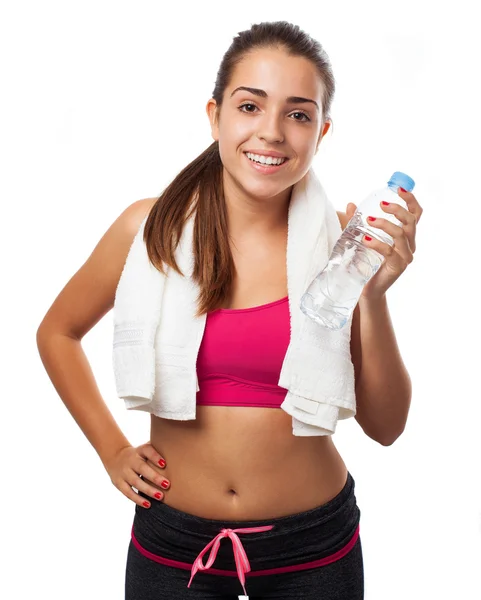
364 236 372 241
143 501 150 508
382 201 390 205
158 459 166 467
399 187 407 193
154 492 163 499
367 216 376 221
161 480 169 489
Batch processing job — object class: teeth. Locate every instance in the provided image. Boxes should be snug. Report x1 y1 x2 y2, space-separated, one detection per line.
246 152 286 166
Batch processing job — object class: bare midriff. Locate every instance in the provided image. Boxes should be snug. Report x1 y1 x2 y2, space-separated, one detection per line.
146 405 349 521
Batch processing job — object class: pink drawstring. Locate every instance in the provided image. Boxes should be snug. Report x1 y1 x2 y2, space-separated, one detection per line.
187 525 274 596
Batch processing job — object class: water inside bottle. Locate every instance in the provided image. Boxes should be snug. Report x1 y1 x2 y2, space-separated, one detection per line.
300 210 386 330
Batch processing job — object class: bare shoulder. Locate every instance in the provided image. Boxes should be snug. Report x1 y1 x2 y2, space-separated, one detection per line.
37 196 158 339
95 196 157 245
122 196 158 235
106 196 158 253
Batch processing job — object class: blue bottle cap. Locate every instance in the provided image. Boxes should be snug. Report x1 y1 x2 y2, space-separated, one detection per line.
388 171 415 192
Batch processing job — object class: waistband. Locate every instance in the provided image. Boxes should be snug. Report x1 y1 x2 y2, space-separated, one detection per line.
133 471 361 595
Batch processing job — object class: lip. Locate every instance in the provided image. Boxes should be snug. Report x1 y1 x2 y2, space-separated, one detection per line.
244 152 289 174
244 149 288 159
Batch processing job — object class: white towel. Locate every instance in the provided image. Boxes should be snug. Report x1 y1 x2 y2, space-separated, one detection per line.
112 166 356 436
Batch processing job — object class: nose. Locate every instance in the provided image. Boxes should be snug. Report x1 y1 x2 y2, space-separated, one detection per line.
257 112 285 145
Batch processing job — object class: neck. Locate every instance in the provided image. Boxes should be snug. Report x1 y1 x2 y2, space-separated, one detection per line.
222 167 291 238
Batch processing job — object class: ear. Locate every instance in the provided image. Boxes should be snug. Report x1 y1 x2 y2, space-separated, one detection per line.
315 121 331 154
206 99 219 142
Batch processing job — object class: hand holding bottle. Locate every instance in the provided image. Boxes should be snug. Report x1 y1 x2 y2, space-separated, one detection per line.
301 171 422 330
348 187 423 301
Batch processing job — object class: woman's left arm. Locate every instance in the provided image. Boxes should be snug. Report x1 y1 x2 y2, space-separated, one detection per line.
339 187 423 446
351 296 412 446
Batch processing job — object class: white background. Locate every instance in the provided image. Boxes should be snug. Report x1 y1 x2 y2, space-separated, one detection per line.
1 1 480 598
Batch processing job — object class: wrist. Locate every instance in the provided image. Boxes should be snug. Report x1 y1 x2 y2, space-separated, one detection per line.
358 292 387 310
99 440 133 469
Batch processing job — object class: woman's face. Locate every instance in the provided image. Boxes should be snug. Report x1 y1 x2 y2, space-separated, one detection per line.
207 47 330 201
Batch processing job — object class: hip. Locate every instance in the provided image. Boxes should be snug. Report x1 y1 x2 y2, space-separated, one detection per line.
132 470 362 575
128 472 363 598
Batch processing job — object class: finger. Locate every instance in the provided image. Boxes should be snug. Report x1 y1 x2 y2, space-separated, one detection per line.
363 233 413 266
397 188 423 224
378 205 417 253
366 216 416 254
139 442 167 468
135 474 166 501
123 468 167 503
346 202 357 216
116 478 155 508
139 461 171 491
380 201 417 228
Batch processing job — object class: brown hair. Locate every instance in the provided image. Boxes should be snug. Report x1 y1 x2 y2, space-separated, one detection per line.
143 21 336 317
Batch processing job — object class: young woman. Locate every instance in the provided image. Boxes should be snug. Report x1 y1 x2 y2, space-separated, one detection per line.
37 21 422 600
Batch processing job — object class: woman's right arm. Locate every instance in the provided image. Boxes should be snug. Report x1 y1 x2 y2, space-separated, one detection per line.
36 198 157 472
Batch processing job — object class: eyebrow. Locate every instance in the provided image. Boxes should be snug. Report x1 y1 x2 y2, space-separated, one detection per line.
230 86 319 111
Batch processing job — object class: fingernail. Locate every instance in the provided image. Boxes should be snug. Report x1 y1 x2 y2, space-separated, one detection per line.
381 201 390 206
160 480 170 489
364 235 372 241
399 187 407 193
143 501 150 508
158 459 166 467
367 216 376 221
154 492 163 500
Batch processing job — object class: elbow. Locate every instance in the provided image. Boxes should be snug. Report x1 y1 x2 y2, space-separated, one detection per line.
358 416 406 446
36 322 51 347
36 317 51 339
378 426 405 447
355 411 403 447
369 432 396 447
359 423 400 447
36 321 60 350
36 324 46 347
378 436 395 447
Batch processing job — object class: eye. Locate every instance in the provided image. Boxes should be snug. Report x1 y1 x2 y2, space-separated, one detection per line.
238 103 258 114
237 103 311 122
291 111 311 122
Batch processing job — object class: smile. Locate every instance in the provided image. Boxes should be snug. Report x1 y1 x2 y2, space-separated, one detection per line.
244 152 289 174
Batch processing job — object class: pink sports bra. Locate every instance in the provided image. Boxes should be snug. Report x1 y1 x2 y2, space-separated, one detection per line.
195 295 290 408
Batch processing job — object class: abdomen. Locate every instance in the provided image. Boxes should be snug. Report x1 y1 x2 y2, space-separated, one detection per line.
147 406 348 520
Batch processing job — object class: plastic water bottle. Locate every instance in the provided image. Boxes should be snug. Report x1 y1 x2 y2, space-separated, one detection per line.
300 171 415 330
